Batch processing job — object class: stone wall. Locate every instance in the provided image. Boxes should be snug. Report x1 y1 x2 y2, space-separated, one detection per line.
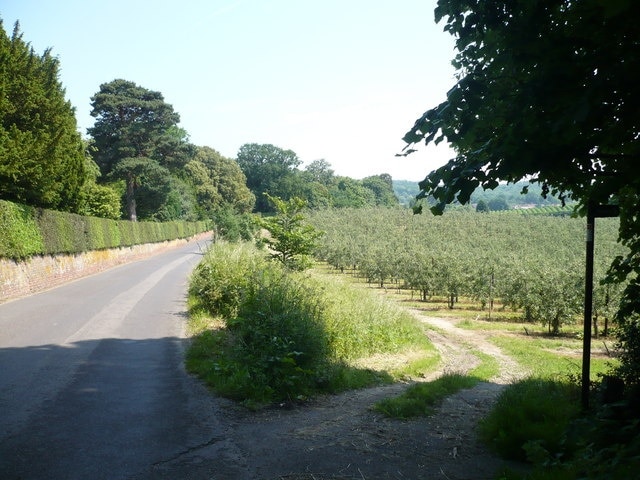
0 232 211 303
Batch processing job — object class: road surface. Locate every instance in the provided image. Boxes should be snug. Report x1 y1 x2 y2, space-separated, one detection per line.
0 239 247 479
0 238 518 480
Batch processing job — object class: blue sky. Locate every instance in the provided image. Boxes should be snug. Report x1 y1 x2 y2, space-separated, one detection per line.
2 0 457 181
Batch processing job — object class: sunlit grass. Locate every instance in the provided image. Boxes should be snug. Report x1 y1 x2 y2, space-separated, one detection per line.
373 373 480 419
308 268 441 380
491 333 617 381
373 346 500 419
317 264 527 322
469 350 501 380
186 245 441 407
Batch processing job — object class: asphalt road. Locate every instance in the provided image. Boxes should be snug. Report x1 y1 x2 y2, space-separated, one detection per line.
0 239 248 480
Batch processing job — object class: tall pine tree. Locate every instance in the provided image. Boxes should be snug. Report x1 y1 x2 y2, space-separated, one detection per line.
88 79 192 221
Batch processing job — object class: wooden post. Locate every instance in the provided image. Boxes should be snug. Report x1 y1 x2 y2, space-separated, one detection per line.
582 203 619 410
582 204 595 410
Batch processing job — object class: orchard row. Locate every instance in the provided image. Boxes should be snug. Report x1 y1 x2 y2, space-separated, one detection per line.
308 208 626 334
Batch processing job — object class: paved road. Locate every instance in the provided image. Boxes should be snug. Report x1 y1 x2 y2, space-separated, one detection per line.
0 239 247 480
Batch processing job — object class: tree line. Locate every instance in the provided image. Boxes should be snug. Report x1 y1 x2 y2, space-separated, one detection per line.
0 21 398 225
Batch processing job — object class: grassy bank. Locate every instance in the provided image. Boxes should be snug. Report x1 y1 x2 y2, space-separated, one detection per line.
186 242 438 408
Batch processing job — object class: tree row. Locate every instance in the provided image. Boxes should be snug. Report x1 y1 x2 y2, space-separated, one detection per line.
308 208 626 335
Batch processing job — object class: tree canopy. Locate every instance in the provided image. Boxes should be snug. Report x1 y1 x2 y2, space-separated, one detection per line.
186 146 255 215
236 143 303 213
403 0 638 214
0 21 85 212
88 79 191 220
236 143 399 212
401 0 640 384
1 21 402 224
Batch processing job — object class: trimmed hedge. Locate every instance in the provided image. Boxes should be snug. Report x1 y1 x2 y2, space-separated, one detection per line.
0 201 44 258
0 199 210 260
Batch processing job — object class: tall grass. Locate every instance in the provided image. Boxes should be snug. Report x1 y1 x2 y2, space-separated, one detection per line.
186 242 438 407
478 378 581 463
309 271 434 361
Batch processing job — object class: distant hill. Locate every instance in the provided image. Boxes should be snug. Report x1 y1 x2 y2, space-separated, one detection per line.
392 179 421 207
392 180 565 209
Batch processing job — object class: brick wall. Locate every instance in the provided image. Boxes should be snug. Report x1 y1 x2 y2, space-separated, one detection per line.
0 232 211 304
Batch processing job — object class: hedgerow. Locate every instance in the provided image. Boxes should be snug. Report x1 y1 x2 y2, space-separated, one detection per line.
0 199 210 259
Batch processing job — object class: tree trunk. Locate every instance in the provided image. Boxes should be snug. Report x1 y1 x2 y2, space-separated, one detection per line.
126 174 137 222
488 272 494 320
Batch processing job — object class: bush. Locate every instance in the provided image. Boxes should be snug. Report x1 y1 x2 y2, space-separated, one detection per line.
212 207 257 242
188 244 329 405
35 208 87 254
478 378 580 462
84 216 111 250
227 266 329 402
187 242 436 407
36 209 68 253
80 182 121 220
189 243 266 319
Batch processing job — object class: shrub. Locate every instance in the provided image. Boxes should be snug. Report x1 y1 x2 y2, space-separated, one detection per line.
187 242 437 407
35 208 79 254
80 182 121 220
188 244 330 405
227 266 329 402
0 199 209 259
478 378 580 462
189 243 266 319
212 207 257 242
84 216 104 250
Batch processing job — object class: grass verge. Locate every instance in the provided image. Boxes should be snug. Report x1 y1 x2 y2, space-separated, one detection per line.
373 373 479 418
478 378 581 463
491 334 617 381
186 242 439 408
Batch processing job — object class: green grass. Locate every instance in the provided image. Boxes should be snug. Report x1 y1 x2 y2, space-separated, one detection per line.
478 378 581 463
186 243 440 408
390 353 441 379
469 349 501 379
491 334 617 381
309 270 436 361
373 373 480 418
373 348 499 419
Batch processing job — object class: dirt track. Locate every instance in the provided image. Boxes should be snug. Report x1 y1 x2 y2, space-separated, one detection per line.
159 308 530 480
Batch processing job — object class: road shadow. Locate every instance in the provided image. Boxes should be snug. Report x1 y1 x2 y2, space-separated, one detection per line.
0 335 227 480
